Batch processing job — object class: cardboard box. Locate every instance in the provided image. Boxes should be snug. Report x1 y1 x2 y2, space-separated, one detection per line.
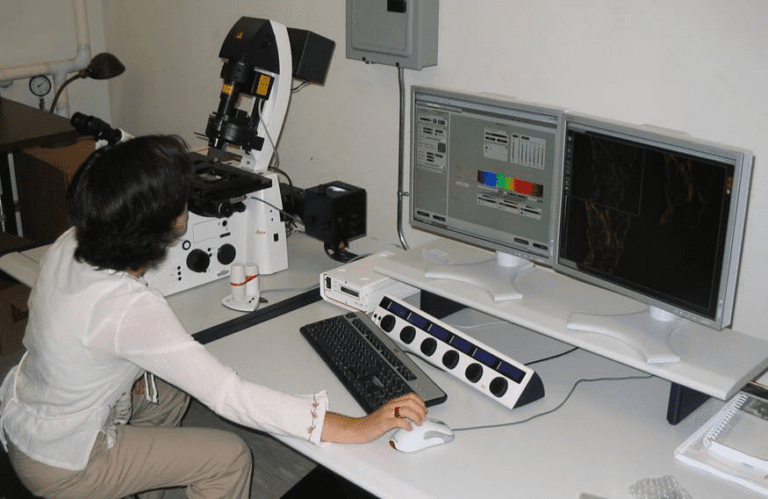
0 279 30 355
14 138 95 241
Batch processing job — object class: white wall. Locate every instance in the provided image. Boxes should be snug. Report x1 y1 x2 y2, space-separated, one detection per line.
0 0 111 120
80 0 768 343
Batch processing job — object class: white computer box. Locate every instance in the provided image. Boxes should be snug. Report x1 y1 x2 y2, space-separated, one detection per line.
320 251 419 313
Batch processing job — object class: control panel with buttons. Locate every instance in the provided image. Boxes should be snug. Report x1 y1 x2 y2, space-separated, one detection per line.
371 294 545 409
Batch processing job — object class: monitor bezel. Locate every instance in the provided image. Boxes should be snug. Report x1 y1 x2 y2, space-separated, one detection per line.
409 86 566 267
553 112 753 330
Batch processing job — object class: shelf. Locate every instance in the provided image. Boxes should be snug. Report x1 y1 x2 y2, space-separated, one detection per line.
375 238 768 401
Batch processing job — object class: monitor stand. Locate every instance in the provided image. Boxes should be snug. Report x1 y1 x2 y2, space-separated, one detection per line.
566 306 683 364
424 250 533 302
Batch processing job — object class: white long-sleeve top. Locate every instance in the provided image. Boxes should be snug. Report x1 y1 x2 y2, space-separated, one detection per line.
0 228 328 471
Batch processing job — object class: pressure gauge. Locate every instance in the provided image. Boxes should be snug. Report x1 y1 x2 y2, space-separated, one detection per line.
29 75 52 97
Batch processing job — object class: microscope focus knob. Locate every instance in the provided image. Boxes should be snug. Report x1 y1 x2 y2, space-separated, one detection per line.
186 249 210 273
217 244 236 265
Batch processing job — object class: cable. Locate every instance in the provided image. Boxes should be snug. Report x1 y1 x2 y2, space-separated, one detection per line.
451 374 653 432
247 195 301 223
446 321 579 365
256 98 281 172
396 63 409 250
525 347 579 366
271 166 294 189
324 241 365 264
291 81 311 93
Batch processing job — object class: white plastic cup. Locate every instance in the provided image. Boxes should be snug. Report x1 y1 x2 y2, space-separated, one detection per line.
230 263 246 302
245 264 260 301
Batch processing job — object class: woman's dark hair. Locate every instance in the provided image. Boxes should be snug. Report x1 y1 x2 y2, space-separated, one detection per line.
66 135 194 272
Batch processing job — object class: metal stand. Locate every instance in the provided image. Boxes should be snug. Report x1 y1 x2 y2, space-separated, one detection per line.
667 383 710 425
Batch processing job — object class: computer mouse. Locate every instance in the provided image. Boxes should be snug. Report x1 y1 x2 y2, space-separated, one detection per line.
389 419 454 452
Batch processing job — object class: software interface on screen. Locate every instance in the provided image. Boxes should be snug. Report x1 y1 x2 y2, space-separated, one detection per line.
410 88 563 265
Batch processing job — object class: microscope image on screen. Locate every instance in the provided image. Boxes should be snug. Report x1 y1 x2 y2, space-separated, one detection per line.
557 117 752 364
143 17 335 297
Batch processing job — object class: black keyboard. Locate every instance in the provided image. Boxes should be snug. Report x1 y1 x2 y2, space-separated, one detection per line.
300 311 447 413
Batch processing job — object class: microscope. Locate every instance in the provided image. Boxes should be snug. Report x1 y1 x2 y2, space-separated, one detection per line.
141 17 335 296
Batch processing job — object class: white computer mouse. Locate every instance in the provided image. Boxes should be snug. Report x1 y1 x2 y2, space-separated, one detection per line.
389 419 454 452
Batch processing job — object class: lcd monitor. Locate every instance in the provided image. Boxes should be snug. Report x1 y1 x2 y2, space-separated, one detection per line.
556 113 753 363
409 86 564 301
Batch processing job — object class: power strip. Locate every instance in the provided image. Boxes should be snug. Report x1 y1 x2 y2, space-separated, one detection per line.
371 295 544 409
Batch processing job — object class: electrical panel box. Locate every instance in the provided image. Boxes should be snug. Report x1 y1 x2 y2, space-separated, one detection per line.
346 0 438 69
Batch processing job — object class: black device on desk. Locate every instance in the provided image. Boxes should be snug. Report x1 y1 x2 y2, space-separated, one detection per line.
282 180 367 262
300 311 447 412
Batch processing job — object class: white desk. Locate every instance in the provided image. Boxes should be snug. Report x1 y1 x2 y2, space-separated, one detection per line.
169 234 767 499
148 235 768 498
4 233 766 497
203 297 764 498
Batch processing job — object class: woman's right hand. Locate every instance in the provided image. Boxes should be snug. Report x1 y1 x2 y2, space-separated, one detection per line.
321 393 427 444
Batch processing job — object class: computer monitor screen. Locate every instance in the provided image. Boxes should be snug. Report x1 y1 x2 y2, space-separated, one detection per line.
409 87 564 300
556 114 753 333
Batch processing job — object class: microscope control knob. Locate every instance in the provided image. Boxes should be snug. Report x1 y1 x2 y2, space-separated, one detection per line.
186 249 210 273
217 244 236 265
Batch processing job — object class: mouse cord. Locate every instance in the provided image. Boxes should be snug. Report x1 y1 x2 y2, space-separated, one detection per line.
451 374 653 433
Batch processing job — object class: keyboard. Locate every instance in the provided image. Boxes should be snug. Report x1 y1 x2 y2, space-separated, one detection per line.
300 311 447 413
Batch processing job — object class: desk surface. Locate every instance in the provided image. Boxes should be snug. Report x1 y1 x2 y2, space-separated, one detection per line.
6 232 764 497
178 236 764 499
203 297 763 499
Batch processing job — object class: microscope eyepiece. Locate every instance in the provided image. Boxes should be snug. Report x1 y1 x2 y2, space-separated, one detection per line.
71 112 124 145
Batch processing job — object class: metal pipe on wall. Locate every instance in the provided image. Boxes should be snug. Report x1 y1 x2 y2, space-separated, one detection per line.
0 0 92 116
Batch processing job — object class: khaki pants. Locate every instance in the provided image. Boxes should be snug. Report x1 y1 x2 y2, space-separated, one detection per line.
8 378 253 499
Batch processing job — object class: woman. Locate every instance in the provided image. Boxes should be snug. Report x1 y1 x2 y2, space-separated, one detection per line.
0 135 426 499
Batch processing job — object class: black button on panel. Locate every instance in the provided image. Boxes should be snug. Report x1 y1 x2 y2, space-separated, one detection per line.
380 315 396 333
465 363 483 383
442 350 459 369
399 326 416 344
489 377 509 398
420 338 437 356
